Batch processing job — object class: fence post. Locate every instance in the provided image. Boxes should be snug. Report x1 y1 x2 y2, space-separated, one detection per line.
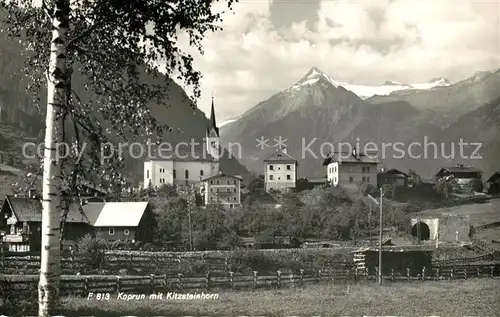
229 271 234 289
116 276 121 293
477 267 480 278
129 254 133 269
70 249 74 271
300 269 304 286
150 274 155 294
84 277 88 294
391 268 395 282
318 269 322 283
490 266 494 278
464 265 468 280
277 270 282 288
205 271 211 290
224 257 229 272
422 267 426 281
164 273 168 291
436 265 440 281
450 266 454 280
253 271 258 289
177 255 181 272
406 268 410 282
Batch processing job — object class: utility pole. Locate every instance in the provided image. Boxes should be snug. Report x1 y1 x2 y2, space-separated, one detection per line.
368 204 372 246
378 187 383 285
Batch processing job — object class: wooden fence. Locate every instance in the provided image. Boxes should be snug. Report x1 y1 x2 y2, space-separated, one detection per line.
0 252 231 275
2 263 499 298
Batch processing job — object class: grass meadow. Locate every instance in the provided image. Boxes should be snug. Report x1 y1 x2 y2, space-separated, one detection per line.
56 278 500 316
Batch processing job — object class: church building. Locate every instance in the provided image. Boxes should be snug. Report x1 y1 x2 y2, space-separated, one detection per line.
143 98 221 188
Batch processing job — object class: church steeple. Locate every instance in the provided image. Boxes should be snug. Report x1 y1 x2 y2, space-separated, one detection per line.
207 94 219 137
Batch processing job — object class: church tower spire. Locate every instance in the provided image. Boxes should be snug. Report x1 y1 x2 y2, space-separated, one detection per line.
207 94 219 137
206 94 221 173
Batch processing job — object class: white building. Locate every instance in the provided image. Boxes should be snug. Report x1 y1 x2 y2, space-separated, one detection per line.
264 147 297 193
200 173 242 208
324 148 380 190
143 98 221 188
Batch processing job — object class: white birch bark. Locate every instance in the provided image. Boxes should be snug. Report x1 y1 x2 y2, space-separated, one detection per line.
39 0 70 315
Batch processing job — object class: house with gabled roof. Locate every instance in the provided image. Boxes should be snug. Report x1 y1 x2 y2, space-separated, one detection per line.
0 193 92 252
323 148 380 190
82 201 155 243
377 168 409 188
200 172 242 208
435 164 483 192
263 147 298 193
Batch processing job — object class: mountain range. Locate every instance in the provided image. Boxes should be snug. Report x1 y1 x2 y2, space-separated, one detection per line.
220 67 500 179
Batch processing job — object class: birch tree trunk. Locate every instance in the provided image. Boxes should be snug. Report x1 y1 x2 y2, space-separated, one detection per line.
39 0 70 316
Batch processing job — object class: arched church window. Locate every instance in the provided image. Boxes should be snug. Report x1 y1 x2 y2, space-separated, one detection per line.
185 169 189 179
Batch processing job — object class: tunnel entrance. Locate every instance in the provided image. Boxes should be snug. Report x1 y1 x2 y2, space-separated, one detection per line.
411 222 430 241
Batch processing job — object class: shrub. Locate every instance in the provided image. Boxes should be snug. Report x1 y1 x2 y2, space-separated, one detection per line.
76 232 107 271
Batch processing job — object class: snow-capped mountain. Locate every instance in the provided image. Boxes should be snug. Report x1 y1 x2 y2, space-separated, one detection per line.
288 67 452 99
219 117 239 127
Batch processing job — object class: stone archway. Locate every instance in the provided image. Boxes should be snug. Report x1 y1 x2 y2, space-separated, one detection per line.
411 222 430 240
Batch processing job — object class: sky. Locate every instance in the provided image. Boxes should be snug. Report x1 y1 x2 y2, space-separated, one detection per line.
170 0 500 122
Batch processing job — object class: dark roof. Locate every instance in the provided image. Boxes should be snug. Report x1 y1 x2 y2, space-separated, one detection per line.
202 173 243 182
264 148 297 163
486 172 500 183
378 169 409 177
436 166 483 175
323 152 380 165
81 202 106 226
307 177 327 183
3 196 90 224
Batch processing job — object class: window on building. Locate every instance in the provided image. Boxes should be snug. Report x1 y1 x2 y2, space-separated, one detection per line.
200 170 204 176
287 165 291 170
349 177 353 183
210 180 213 184
362 167 365 173
173 169 176 178
233 188 236 192
227 180 230 184
216 180 219 184
367 177 370 183
211 188 214 193
185 169 189 179
216 188 219 192
233 197 237 201
109 228 115 235
366 167 371 173
270 175 274 180
287 175 291 180
229 204 233 208
227 188 230 192
210 197 213 201
278 167 281 170
124 229 130 236
269 165 274 170
362 176 366 182
146 170 149 178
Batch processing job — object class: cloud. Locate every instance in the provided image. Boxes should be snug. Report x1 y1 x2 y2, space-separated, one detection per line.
171 0 500 121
